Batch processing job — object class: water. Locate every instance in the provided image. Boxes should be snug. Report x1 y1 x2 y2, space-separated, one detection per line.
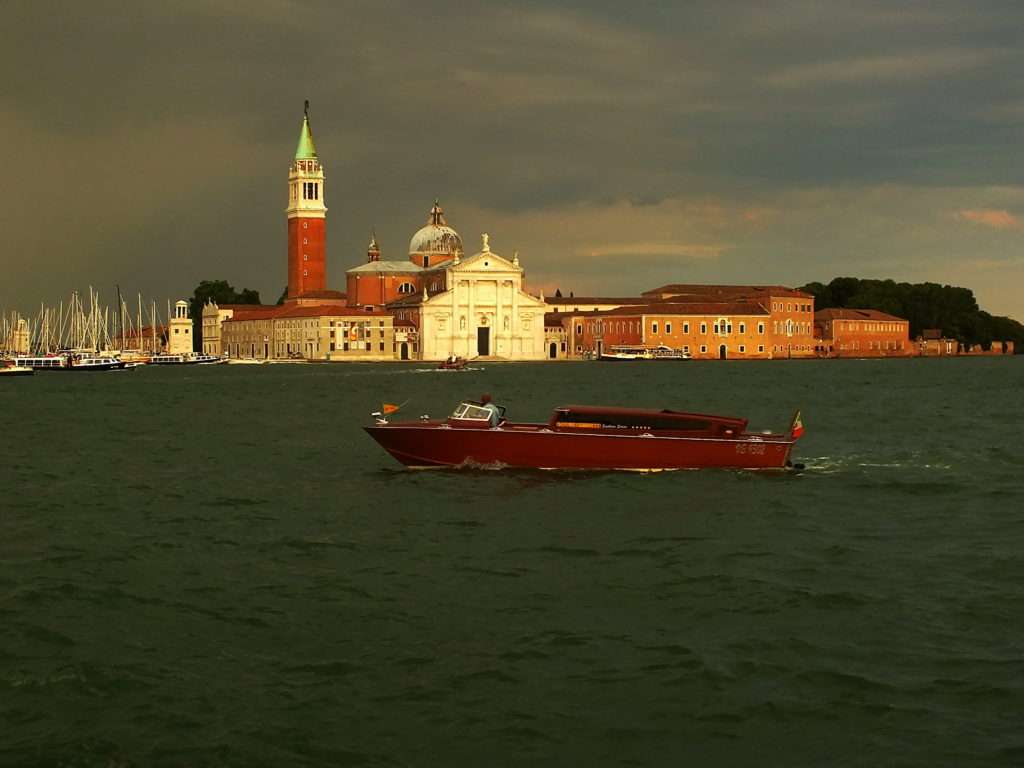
1 359 1022 767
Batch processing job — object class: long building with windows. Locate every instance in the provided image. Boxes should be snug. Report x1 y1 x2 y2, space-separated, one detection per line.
220 304 394 361
814 308 911 357
542 284 816 359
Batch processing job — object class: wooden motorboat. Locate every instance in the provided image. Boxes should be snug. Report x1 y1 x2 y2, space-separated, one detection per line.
437 356 468 370
365 398 804 471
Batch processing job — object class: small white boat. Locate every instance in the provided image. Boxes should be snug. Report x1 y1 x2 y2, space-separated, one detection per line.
1 362 33 377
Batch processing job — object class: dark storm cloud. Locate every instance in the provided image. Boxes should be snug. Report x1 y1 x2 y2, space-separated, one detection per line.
1 0 1022 318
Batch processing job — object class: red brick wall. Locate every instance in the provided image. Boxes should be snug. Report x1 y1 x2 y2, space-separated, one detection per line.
287 217 326 298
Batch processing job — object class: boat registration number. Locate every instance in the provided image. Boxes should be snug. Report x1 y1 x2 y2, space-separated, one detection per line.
735 443 766 455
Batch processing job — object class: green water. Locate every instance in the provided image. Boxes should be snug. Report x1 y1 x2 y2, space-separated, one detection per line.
1 359 1022 766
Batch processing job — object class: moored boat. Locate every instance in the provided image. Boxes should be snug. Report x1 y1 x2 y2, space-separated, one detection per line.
1 361 34 376
11 354 124 371
365 397 804 471
11 354 68 370
151 353 227 365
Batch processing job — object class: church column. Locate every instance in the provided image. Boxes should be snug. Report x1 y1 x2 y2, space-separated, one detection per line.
467 278 476 357
511 280 519 354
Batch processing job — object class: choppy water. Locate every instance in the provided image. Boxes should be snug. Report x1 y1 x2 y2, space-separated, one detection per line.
2 358 1022 767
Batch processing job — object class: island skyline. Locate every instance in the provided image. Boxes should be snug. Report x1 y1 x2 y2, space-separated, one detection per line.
2 2 1022 320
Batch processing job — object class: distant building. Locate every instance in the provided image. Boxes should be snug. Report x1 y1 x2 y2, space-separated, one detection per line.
221 304 394 361
641 284 817 358
814 308 911 357
543 284 814 359
348 203 546 361
167 300 193 354
6 318 30 355
917 328 959 356
560 301 772 359
286 102 328 301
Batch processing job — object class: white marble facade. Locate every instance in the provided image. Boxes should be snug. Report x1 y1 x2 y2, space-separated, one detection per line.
417 240 546 361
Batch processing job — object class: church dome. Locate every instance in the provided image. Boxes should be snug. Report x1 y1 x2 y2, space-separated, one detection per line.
409 200 463 258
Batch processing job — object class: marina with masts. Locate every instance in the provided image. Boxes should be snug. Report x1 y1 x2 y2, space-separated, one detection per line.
1 288 225 372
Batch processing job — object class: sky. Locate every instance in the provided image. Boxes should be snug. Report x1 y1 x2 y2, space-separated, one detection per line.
1 0 1022 319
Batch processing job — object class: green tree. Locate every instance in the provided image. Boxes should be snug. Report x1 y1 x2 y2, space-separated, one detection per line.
188 280 262 352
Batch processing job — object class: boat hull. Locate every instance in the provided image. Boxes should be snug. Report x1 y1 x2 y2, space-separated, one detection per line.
364 424 795 470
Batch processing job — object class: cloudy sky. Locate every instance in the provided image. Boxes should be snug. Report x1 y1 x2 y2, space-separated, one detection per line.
2 0 1022 318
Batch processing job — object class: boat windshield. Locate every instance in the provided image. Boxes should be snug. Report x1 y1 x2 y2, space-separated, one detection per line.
451 402 494 421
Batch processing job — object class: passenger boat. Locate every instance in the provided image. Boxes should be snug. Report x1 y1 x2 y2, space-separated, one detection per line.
599 345 653 361
11 354 68 370
69 355 126 371
437 356 468 370
12 354 124 371
150 353 225 365
365 398 804 471
599 345 690 361
651 345 691 360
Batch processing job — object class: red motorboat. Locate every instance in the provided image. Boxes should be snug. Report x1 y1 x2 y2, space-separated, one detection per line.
365 398 804 471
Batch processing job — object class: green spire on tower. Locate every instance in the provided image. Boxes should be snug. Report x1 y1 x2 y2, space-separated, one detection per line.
295 99 318 160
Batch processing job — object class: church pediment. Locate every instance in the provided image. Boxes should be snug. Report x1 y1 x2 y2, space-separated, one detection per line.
455 234 522 274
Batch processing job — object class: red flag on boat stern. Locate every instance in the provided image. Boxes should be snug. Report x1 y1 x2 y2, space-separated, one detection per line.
790 410 804 439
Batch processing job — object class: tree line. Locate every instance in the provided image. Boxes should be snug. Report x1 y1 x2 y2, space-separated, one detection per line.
799 277 1023 351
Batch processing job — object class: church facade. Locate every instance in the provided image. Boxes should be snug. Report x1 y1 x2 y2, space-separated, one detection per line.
347 203 547 361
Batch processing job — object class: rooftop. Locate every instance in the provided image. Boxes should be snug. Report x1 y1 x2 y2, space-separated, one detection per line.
815 308 907 322
348 260 424 274
643 284 813 300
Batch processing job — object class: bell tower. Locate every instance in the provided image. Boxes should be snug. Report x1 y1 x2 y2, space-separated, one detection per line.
286 100 327 298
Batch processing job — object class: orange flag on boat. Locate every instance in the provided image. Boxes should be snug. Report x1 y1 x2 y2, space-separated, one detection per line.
790 410 804 439
382 403 401 415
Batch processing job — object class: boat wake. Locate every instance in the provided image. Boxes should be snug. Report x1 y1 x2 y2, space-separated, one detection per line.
801 454 953 474
411 366 486 373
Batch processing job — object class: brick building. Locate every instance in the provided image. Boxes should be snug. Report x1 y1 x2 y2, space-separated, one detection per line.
814 308 911 357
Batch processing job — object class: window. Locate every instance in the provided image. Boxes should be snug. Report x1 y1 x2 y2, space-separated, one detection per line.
758 322 764 335
683 322 690 334
739 322 745 334
380 342 385 351
576 324 582 335
303 254 308 261
666 322 672 334
303 238 308 245
652 322 658 334
700 322 707 334
700 345 707 353
303 222 308 229
758 344 764 353
303 269 308 276
683 345 690 353
739 345 746 353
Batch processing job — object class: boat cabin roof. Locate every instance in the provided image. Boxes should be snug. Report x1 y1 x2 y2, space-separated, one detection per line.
552 405 747 433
